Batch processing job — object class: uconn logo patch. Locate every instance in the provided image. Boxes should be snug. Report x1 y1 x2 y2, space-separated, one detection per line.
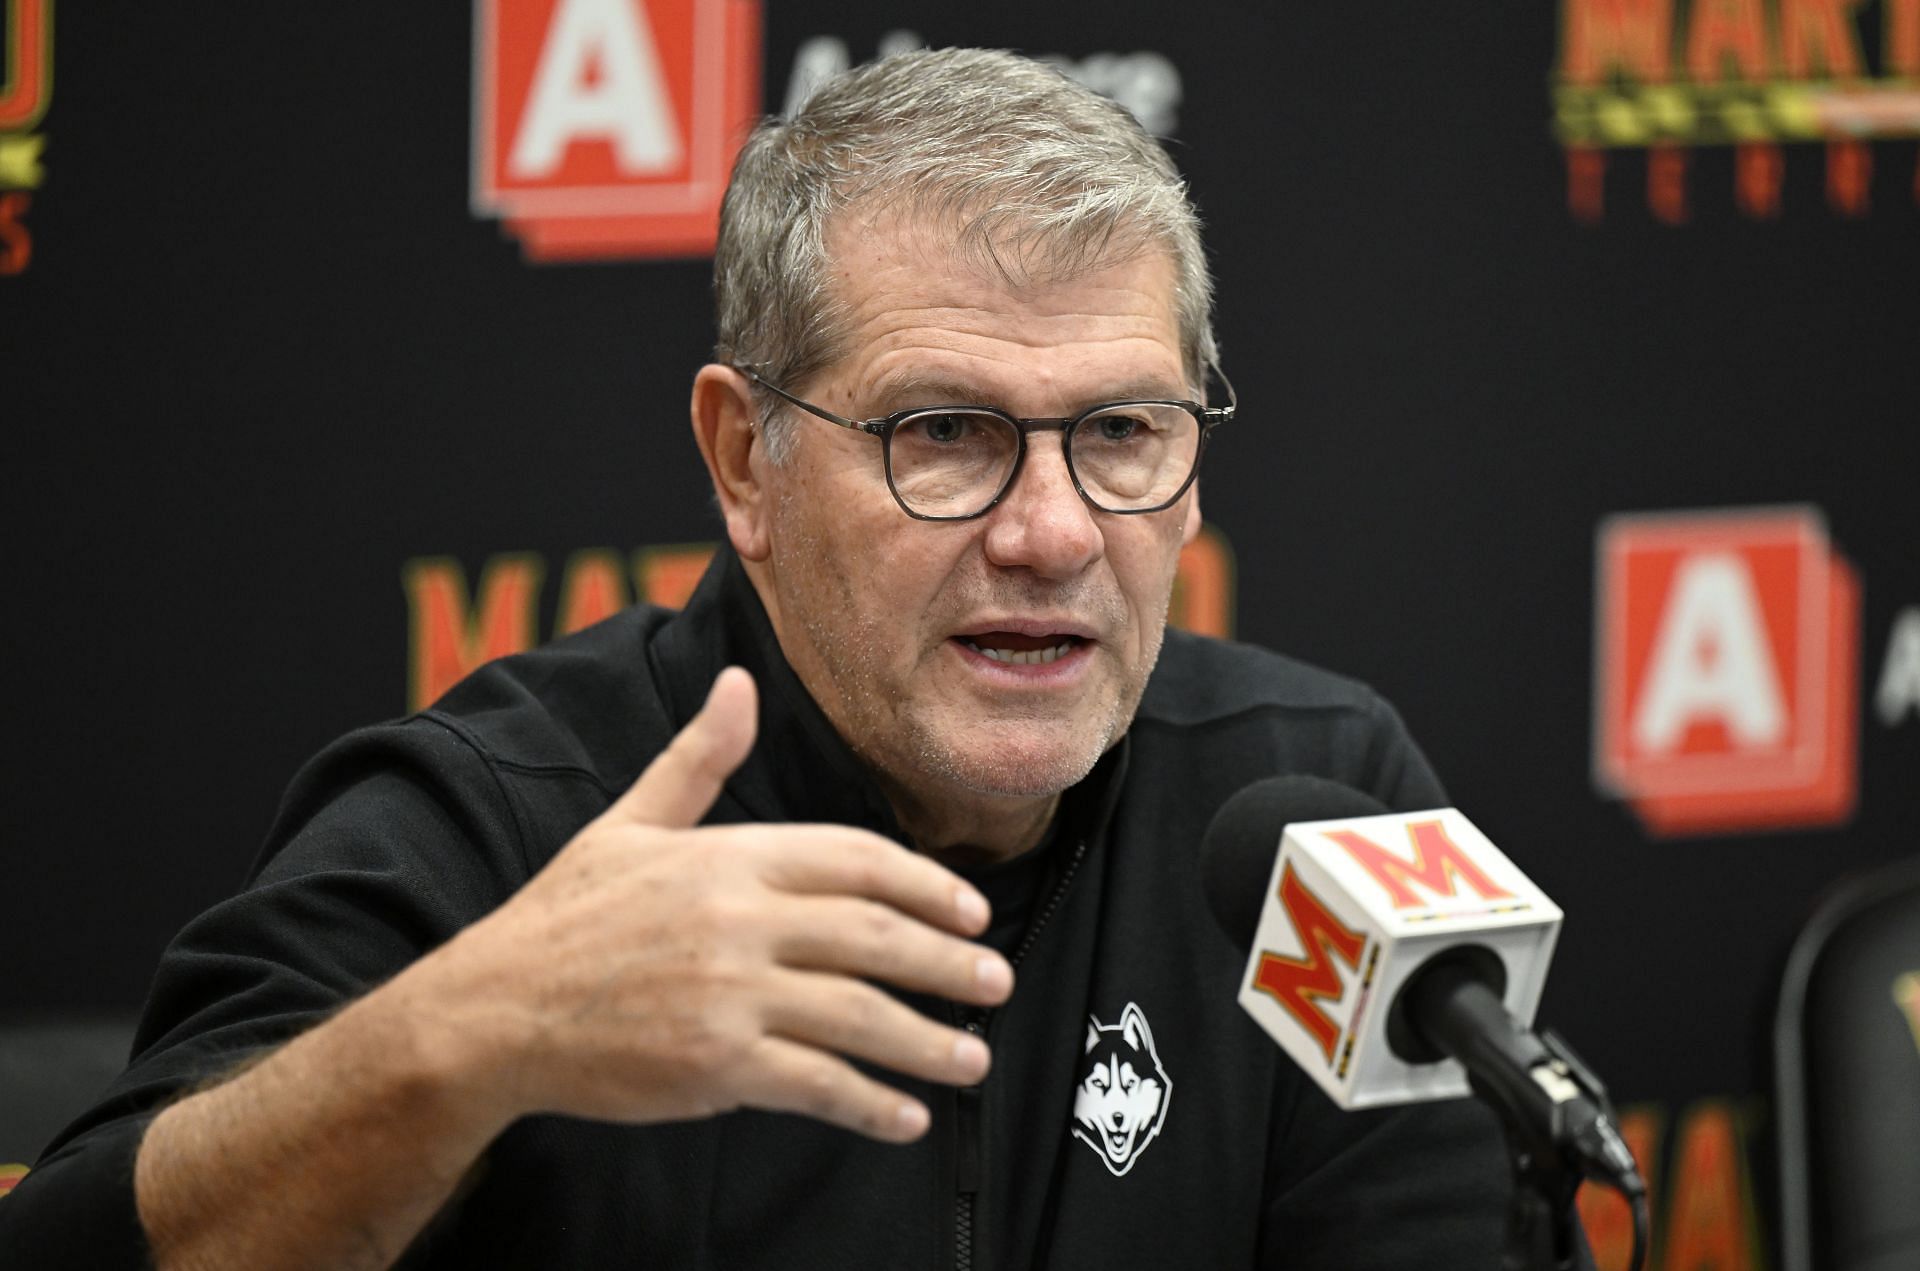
1070 1002 1172 1176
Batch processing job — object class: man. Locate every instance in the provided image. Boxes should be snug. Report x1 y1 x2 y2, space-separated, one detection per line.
2 48 1516 1267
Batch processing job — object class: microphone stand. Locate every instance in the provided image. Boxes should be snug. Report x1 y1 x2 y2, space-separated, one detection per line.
1411 964 1646 1271
1470 1036 1592 1271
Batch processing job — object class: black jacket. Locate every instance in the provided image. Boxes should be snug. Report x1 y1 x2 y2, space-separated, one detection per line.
2 549 1518 1269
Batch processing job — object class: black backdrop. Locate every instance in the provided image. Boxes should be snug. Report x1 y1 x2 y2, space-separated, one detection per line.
6 2 1918 1264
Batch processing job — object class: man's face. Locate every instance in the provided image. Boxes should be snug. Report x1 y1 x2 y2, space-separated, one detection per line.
745 217 1201 831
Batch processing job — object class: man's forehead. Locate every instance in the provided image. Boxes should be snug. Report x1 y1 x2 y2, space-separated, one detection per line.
822 203 1175 313
775 205 1188 424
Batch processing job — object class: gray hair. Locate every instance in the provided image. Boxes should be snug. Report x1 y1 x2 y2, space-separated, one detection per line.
712 47 1217 463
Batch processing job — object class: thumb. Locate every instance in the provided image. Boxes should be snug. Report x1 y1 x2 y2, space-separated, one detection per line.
612 666 758 828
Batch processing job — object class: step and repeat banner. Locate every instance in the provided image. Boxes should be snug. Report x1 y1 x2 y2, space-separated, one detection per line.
5 1 1918 1264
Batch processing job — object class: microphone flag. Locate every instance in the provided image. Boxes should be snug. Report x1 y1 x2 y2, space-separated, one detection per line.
1236 807 1563 1110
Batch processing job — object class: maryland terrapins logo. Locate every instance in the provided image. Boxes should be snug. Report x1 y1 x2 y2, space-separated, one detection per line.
1553 0 1920 222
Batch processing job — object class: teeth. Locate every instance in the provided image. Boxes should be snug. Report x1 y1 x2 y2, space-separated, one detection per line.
963 639 1077 666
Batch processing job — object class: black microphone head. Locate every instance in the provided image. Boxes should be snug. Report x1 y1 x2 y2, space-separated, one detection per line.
1200 775 1391 950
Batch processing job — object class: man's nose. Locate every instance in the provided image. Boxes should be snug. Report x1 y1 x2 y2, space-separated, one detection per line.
980 435 1104 579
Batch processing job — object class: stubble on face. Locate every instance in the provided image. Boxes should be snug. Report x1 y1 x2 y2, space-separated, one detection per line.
771 480 1170 806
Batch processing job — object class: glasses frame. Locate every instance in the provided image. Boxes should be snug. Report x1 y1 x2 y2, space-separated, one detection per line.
735 364 1235 522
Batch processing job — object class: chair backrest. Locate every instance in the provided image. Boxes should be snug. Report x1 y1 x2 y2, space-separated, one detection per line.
0 1015 140 1190
1774 856 1920 1271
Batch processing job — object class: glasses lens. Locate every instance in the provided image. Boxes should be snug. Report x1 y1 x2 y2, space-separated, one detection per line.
888 410 1021 516
1070 404 1201 510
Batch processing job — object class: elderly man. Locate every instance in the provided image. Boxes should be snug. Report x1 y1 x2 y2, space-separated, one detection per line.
2 48 1514 1268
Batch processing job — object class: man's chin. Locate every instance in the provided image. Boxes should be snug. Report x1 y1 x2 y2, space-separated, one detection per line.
913 727 1114 801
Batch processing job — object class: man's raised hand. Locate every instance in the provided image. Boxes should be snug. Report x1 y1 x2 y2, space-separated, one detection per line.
401 666 1013 1143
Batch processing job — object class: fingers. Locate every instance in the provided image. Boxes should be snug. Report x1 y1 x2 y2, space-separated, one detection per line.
752 828 994 939
762 969 992 1091
738 1036 934 1143
770 895 1012 1008
614 667 758 829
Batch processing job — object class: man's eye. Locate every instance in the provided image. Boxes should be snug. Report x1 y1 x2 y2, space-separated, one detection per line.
1095 415 1143 442
912 413 979 444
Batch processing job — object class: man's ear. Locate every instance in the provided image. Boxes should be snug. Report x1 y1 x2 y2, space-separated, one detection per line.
690 363 771 561
1181 482 1203 547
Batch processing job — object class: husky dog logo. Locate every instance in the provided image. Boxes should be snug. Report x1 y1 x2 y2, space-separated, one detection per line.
1071 1001 1172 1177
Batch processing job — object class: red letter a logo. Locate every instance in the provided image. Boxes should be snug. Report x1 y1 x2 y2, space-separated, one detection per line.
473 0 762 261
1594 506 1859 836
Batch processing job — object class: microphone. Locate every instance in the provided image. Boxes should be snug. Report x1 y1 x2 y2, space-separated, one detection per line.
1200 776 1641 1198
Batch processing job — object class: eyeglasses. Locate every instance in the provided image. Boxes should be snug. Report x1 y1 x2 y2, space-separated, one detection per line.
735 365 1234 522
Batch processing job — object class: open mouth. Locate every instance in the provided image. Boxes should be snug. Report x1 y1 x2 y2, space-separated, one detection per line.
956 632 1085 667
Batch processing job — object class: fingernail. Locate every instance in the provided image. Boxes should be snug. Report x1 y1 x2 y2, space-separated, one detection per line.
897 1101 930 1138
956 887 989 929
954 1032 990 1072
976 955 1012 996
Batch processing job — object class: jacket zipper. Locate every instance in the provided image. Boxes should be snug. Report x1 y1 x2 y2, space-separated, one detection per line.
953 836 1090 1271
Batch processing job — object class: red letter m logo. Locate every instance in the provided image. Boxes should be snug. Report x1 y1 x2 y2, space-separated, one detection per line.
1325 820 1514 910
1252 864 1367 1063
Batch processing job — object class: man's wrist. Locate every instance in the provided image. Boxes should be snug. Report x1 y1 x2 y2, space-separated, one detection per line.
369 920 550 1145
133 974 512 1271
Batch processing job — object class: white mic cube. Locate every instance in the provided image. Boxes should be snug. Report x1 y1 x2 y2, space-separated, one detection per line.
1235 807 1563 1110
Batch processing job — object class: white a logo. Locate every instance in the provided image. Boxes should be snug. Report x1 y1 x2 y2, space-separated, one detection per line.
1631 551 1787 751
1071 1002 1172 1177
508 0 683 178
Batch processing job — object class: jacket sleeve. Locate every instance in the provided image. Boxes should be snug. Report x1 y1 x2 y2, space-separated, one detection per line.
1354 691 1450 813
1259 1082 1517 1267
0 716 535 1268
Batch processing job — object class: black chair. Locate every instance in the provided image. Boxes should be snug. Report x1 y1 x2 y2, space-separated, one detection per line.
0 1015 141 1180
1775 856 1920 1271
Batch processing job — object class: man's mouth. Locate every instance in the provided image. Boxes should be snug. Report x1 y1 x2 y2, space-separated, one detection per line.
955 632 1086 667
